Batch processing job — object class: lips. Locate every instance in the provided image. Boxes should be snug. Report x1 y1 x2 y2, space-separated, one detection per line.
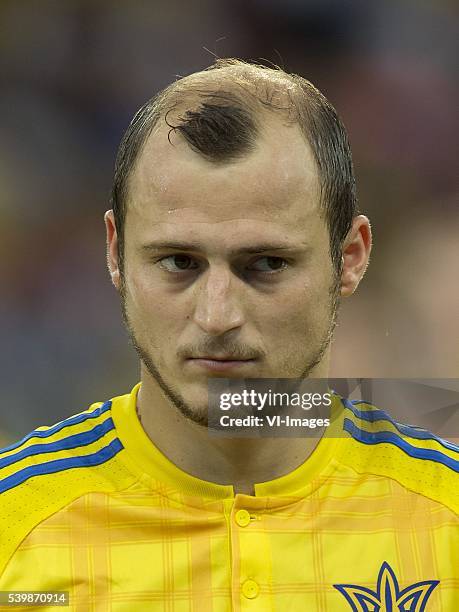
187 357 255 372
193 355 249 361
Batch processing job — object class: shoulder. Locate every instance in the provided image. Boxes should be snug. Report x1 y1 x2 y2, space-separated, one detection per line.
338 397 459 514
0 397 137 574
0 400 122 498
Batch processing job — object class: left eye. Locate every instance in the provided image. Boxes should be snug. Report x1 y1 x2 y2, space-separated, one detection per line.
248 257 288 272
158 254 199 272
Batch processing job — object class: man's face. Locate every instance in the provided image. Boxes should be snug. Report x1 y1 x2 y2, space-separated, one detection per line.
116 115 339 425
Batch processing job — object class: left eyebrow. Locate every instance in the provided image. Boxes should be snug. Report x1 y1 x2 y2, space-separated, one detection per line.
140 241 307 255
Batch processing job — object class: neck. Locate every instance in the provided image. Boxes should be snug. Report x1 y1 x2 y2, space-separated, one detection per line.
137 362 330 495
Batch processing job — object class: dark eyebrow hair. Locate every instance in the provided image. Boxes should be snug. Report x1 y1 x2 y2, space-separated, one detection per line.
140 241 306 255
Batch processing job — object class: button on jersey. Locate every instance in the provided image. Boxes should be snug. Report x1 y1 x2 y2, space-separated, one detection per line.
0 384 458 611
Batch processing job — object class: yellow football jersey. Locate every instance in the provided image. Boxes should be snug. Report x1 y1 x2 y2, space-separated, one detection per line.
0 383 457 611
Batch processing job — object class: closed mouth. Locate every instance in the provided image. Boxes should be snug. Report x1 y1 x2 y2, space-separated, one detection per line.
189 356 254 361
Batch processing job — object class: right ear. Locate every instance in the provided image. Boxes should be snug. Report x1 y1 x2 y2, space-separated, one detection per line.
104 210 121 290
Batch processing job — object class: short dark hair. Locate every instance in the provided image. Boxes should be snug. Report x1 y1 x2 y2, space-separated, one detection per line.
111 58 358 274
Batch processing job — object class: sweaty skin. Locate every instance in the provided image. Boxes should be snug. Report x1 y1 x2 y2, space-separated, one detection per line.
105 113 371 495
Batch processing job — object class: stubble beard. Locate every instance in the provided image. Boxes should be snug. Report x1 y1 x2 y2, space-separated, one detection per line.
119 272 341 429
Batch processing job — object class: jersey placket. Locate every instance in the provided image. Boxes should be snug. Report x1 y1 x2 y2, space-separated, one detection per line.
226 495 274 611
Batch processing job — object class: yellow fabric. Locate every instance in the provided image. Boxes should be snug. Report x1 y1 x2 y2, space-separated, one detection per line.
0 384 458 611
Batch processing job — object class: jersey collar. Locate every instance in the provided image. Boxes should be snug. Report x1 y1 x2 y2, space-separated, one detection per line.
112 382 345 502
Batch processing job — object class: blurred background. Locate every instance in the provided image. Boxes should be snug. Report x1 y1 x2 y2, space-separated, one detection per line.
0 0 458 441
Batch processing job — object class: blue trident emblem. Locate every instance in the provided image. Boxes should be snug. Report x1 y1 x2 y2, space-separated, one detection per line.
334 562 439 611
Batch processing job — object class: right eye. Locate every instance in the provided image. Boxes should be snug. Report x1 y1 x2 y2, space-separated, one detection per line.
158 254 199 273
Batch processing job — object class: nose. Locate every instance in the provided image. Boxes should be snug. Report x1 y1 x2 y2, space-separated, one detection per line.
192 265 245 336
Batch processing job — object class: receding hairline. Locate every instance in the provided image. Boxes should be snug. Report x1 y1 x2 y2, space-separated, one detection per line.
155 60 304 120
124 62 319 202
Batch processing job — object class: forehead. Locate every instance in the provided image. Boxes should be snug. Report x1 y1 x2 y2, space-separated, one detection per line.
125 114 324 245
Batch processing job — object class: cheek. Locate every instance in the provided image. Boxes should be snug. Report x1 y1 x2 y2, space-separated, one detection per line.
249 293 310 347
279 301 319 335
264 277 333 337
287 273 333 313
127 272 188 334
127 268 160 309
124 273 162 326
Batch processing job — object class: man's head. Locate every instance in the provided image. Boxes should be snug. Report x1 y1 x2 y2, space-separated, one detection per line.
105 58 371 426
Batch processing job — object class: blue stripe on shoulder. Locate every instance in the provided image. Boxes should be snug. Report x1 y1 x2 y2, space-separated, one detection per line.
342 398 459 453
0 401 112 457
0 438 124 495
0 417 115 470
343 418 459 474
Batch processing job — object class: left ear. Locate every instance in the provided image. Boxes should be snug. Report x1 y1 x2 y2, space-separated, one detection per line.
340 215 372 297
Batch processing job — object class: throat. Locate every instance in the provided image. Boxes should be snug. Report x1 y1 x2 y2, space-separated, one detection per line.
233 483 256 496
